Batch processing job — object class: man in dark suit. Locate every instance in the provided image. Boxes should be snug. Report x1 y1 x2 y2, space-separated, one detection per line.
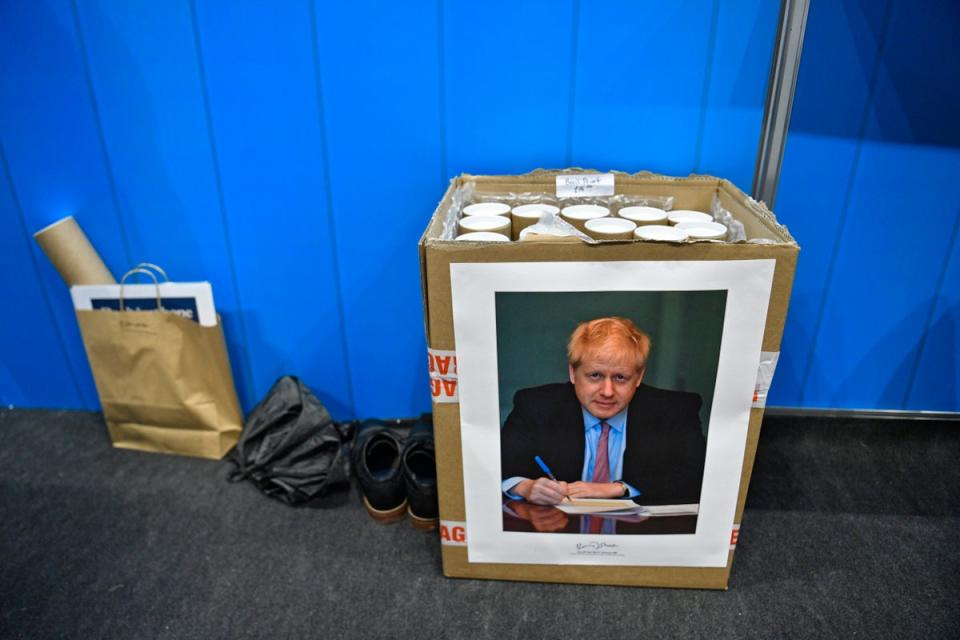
501 317 706 506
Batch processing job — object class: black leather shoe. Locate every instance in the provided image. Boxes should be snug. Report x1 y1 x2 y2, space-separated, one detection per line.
401 418 438 530
351 420 407 523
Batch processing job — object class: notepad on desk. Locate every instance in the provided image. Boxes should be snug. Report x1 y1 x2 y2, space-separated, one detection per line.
555 498 648 515
644 503 699 517
554 499 699 517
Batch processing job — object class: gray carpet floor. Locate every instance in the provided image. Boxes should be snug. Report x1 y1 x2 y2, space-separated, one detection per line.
0 409 957 639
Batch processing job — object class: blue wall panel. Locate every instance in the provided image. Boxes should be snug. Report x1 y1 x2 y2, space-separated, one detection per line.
800 142 960 408
314 0 444 418
571 0 713 173
770 133 860 407
72 0 255 408
857 0 959 150
696 0 779 188
903 0 960 413
769 0 891 408
0 149 83 408
788 1 892 142
191 0 354 417
0 0 134 409
772 0 960 411
796 0 960 410
443 0 575 175
3 0 958 416
908 217 960 410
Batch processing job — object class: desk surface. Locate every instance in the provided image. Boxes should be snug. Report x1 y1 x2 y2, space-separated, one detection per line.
502 499 698 535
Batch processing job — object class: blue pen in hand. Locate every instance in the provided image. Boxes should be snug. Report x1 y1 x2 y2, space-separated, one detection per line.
534 455 571 503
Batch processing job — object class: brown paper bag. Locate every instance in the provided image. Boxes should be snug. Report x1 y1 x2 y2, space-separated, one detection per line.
75 309 243 459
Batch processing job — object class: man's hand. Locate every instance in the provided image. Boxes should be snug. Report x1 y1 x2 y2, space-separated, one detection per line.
566 481 625 499
513 477 569 505
511 501 570 532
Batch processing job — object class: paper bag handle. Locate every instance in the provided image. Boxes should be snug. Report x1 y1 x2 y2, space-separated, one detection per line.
134 262 169 282
119 267 164 312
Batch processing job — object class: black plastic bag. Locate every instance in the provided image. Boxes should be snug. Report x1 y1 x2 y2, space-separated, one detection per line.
228 376 351 505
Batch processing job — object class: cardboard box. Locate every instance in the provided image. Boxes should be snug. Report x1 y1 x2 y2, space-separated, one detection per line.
419 170 798 589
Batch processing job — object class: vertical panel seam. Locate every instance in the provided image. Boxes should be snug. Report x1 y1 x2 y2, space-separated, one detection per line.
1 141 86 406
309 0 358 418
187 0 257 407
902 207 960 407
437 0 448 184
68 0 133 268
565 0 580 167
693 0 720 173
797 0 894 404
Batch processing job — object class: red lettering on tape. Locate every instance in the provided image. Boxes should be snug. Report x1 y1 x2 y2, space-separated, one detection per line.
429 379 458 400
428 349 459 403
428 353 458 377
730 525 741 550
437 355 455 376
442 379 457 397
439 521 467 546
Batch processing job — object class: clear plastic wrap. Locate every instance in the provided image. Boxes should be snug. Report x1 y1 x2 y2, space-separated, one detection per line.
607 193 674 213
443 180 739 243
517 210 595 243
710 195 746 243
460 181 672 214
439 185 464 240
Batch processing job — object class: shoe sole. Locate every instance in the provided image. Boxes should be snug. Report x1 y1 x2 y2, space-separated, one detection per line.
408 507 439 531
363 496 407 524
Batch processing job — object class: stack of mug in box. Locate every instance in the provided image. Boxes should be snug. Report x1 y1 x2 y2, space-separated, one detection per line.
455 194 732 243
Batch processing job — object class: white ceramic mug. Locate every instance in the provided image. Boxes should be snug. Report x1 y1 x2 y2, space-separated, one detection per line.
675 221 727 240
455 231 511 242
458 215 511 236
463 202 511 217
585 217 637 240
634 225 689 242
560 204 610 233
667 209 713 226
618 206 667 227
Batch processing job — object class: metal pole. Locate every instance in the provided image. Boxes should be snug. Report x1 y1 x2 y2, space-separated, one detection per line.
752 0 810 208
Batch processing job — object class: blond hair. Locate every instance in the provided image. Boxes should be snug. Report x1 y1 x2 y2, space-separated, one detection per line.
567 317 651 373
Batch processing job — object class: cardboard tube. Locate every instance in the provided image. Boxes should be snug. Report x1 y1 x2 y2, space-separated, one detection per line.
33 216 116 285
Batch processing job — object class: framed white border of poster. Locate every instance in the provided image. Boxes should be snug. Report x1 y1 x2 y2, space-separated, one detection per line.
450 260 776 568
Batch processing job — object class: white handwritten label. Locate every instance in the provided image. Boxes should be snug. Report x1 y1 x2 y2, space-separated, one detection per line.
556 173 615 198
